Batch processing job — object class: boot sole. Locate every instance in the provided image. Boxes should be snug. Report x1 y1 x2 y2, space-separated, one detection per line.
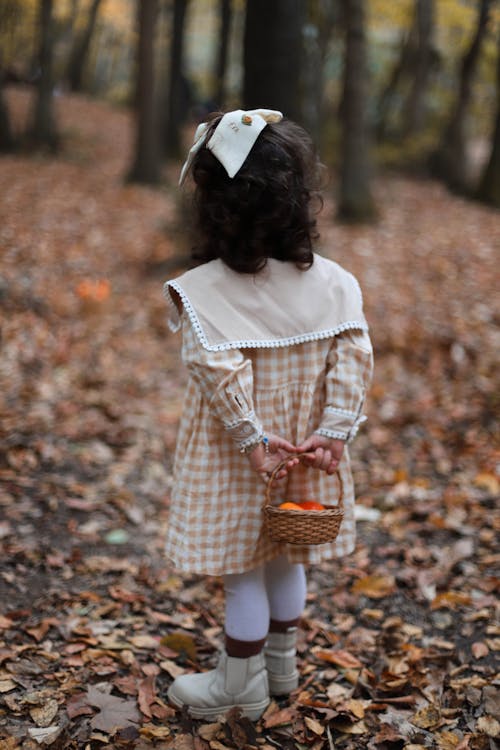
268 671 299 696
167 687 270 721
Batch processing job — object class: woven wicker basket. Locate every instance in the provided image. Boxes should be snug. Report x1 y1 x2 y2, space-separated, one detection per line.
262 454 344 545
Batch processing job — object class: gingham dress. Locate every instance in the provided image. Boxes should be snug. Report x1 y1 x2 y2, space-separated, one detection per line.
165 311 373 576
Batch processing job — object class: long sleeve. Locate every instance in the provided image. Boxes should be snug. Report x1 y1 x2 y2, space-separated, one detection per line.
315 329 373 443
181 317 263 451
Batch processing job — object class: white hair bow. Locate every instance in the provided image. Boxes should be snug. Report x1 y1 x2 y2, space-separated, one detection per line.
179 108 283 185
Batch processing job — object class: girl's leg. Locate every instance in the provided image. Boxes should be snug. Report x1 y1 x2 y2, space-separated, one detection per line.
264 554 307 630
263 555 307 695
224 566 269 656
168 565 270 719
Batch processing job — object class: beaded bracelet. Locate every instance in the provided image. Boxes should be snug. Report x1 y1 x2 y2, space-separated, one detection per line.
239 435 270 454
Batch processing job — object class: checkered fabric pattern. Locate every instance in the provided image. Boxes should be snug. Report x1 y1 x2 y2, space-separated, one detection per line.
165 315 373 575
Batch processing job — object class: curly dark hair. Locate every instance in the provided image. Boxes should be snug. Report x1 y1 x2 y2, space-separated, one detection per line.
189 115 323 274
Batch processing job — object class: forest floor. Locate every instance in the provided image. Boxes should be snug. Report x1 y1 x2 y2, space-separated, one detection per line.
0 88 499 750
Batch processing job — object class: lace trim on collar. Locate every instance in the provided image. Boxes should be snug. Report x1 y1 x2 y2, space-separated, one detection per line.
164 280 368 351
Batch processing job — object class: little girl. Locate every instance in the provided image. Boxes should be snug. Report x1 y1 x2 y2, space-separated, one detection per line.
163 109 373 720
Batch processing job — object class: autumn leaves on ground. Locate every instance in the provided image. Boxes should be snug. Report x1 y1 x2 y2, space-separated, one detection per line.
0 90 498 750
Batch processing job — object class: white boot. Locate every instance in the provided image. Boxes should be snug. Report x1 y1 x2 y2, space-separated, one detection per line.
264 629 299 695
167 650 269 720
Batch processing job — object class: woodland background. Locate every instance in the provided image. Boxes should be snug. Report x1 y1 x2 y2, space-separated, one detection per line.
0 1 499 749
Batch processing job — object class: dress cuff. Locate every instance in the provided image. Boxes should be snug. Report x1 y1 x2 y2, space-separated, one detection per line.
224 414 264 450
316 406 367 443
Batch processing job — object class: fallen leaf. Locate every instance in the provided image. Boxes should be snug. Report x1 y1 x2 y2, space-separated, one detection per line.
27 725 62 745
137 674 156 719
476 716 500 738
431 591 472 610
436 731 461 749
263 706 296 728
160 632 197 660
139 723 171 739
29 698 59 727
197 723 223 741
351 575 396 598
412 703 442 729
86 684 140 732
0 679 17 693
315 648 362 669
159 658 186 678
474 473 499 494
305 716 324 735
128 635 159 650
471 641 489 659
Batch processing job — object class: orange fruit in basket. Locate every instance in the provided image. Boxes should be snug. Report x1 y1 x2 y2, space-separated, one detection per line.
278 502 303 511
299 501 325 511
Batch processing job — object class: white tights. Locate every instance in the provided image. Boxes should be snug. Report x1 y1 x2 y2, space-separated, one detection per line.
224 555 307 641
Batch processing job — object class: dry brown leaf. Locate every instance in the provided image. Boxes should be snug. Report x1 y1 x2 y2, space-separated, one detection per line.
351 575 396 598
431 591 472 610
436 731 461 749
139 723 171 740
209 741 233 750
304 716 324 735
197 722 222 741
0 679 17 693
327 683 352 704
476 716 500 738
331 718 368 734
27 725 62 745
128 635 159 650
315 648 362 668
137 674 156 719
412 703 442 729
29 698 59 727
471 641 489 659
474 473 499 494
173 735 195 750
160 658 186 678
160 633 197 660
86 684 140 732
263 706 295 728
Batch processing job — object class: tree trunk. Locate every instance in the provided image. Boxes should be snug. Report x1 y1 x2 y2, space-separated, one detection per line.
430 0 493 193
213 0 232 109
66 0 103 92
127 0 161 185
164 0 190 160
375 26 416 141
243 0 305 123
0 82 15 152
476 28 500 207
337 0 376 222
27 0 59 151
302 0 336 145
402 0 435 137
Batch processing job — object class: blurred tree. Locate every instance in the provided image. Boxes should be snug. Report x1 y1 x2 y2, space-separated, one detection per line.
66 0 103 92
164 0 190 159
376 0 437 141
213 0 232 109
477 26 500 207
0 75 15 152
128 0 161 184
402 0 436 137
26 0 59 151
302 0 337 146
243 0 305 123
430 0 494 193
337 0 376 222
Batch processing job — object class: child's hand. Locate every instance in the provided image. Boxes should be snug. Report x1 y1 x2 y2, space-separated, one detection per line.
296 435 344 474
247 434 299 483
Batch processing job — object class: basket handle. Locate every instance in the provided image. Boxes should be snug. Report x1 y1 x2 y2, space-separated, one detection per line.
263 452 344 510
